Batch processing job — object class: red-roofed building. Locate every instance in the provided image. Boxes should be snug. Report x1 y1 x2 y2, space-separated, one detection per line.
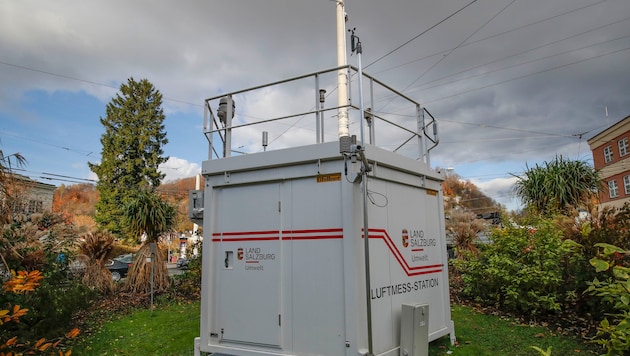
588 115 630 208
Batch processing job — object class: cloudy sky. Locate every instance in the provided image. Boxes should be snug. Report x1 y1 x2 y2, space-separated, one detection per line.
1 0 629 211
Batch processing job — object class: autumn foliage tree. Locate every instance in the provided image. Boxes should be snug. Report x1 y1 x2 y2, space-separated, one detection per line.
52 184 98 231
157 176 197 233
441 170 503 256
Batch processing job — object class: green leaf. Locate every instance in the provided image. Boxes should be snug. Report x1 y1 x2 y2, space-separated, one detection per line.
594 243 626 256
590 257 611 272
613 266 630 280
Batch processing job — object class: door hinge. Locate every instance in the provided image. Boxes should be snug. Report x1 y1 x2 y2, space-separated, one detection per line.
279 314 281 326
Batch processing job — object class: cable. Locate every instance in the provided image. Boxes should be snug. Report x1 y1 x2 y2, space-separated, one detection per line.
372 0 611 76
11 168 96 184
0 60 202 108
412 18 630 91
423 46 630 104
438 118 583 139
365 0 479 69
403 0 518 91
0 130 98 157
410 33 630 95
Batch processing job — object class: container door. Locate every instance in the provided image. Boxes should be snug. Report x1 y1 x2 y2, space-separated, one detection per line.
214 182 282 347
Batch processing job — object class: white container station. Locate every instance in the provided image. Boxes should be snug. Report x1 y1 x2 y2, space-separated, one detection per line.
193 3 454 355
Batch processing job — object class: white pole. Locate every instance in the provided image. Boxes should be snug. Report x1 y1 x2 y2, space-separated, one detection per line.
336 0 350 138
353 31 374 356
193 173 201 236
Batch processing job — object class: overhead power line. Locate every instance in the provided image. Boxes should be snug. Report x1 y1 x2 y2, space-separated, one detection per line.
372 0 611 77
403 0 518 91
423 46 630 104
365 0 479 69
0 60 202 108
411 17 630 92
11 168 96 184
0 130 97 157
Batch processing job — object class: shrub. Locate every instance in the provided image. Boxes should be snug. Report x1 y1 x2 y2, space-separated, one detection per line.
455 219 581 315
556 205 630 316
168 241 202 302
0 212 98 341
0 270 80 355
586 243 630 355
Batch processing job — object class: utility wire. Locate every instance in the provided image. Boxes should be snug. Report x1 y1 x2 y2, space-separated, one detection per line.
372 0 610 76
412 16 630 92
0 130 98 157
0 60 202 108
423 46 630 104
11 168 96 184
365 0 479 69
403 0 518 91
410 34 630 97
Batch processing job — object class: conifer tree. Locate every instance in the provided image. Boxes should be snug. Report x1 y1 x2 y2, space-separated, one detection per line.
89 78 168 240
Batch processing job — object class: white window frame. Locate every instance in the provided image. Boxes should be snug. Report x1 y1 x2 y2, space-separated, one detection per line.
619 138 629 157
604 146 614 163
624 175 630 195
609 180 619 198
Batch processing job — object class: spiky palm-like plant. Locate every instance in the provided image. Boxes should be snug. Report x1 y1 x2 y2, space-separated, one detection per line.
512 155 601 216
122 189 175 293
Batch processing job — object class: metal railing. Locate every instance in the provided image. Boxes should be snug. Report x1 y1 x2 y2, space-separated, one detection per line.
203 65 439 166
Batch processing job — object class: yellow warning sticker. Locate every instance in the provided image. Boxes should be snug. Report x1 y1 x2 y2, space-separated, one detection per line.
317 173 342 183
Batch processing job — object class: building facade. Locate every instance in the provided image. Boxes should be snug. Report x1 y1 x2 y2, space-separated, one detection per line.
588 115 630 208
1 174 56 215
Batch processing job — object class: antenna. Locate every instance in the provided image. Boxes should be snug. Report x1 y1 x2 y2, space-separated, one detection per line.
262 131 268 152
605 106 609 127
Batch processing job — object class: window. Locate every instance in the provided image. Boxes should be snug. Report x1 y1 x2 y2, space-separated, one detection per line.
25 200 43 215
609 180 619 198
620 138 629 157
604 146 614 163
625 175 630 195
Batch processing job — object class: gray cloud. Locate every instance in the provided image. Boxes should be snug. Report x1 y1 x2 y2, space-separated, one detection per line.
1 0 629 210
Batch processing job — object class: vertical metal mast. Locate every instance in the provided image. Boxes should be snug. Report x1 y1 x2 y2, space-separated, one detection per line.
351 28 374 356
336 0 349 138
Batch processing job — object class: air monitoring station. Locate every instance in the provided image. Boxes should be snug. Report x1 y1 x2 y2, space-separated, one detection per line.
191 2 455 355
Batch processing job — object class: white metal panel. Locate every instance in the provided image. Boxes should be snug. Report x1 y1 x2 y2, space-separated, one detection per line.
285 177 346 355
365 177 451 354
214 183 282 347
400 303 429 356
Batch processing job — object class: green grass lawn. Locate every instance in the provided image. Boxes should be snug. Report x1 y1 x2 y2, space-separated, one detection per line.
72 302 597 356
72 301 200 356
430 305 596 355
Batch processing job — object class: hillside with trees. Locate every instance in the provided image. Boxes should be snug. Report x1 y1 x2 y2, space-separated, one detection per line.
51 177 198 237
53 183 98 231
442 171 502 214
